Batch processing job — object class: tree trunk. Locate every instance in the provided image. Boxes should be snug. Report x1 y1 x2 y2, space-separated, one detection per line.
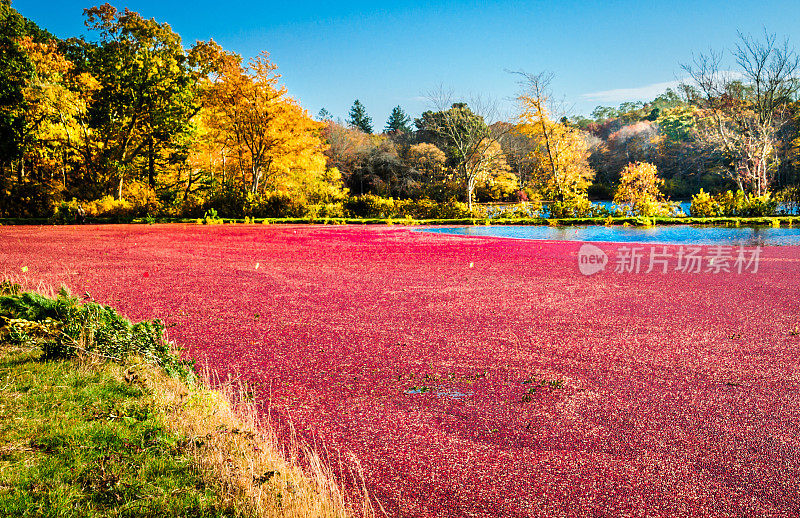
148 136 156 188
221 150 226 188
62 150 67 189
467 173 475 213
185 169 194 200
251 166 260 194
539 110 561 202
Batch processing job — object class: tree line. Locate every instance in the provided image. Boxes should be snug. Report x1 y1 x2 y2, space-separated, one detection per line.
2 2 799 219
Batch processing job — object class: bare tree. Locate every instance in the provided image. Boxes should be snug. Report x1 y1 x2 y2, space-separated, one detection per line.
420 88 511 211
681 31 800 196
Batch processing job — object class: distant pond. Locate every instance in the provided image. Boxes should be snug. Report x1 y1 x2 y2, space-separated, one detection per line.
419 225 800 246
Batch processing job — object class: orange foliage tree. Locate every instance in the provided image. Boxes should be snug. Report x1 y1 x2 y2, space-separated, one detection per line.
199 50 329 197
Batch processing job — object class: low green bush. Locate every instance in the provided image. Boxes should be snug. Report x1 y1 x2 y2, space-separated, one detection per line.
548 197 610 218
196 208 224 225
479 202 543 219
343 194 397 218
342 195 473 219
690 189 778 217
689 189 717 217
0 282 192 379
206 190 309 218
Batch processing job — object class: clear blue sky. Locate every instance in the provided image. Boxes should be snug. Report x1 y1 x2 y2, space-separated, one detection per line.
13 0 800 126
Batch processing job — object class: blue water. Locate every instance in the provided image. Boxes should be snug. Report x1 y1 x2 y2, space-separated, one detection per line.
420 225 800 246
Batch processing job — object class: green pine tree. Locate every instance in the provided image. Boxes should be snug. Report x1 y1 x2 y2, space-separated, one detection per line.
316 107 332 121
347 99 373 134
385 106 411 134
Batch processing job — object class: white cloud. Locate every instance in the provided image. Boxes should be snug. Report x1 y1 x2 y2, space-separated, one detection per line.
580 80 683 104
581 71 746 105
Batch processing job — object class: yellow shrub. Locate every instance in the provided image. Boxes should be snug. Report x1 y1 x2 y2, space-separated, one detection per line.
85 196 133 217
613 162 676 217
690 189 718 217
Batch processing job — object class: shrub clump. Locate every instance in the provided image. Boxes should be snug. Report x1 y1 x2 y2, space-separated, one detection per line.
613 162 679 217
548 196 608 218
690 189 778 217
342 195 472 219
0 282 192 378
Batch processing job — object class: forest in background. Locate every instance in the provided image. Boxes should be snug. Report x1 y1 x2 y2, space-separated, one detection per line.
2 1 800 221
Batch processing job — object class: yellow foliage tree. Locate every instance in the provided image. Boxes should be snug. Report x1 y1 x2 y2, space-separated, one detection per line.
199 50 329 196
515 75 594 205
516 110 593 203
19 37 98 186
407 143 447 180
613 161 677 216
473 141 518 201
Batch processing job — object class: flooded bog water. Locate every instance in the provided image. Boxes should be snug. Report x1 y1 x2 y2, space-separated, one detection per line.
419 225 800 246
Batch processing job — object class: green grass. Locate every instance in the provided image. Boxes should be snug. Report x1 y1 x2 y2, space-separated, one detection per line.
0 344 240 517
214 215 795 227
3 215 795 227
0 214 796 227
0 284 353 517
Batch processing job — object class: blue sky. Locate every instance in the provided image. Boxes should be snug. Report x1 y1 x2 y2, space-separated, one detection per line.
13 0 800 126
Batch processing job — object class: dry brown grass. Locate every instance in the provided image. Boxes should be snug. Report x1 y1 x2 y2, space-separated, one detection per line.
0 273 57 298
126 359 380 517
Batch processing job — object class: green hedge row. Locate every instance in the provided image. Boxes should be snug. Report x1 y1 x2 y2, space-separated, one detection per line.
0 215 796 227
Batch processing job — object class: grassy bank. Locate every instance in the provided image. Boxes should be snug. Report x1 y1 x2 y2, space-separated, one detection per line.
0 284 354 517
1 215 797 227
166 214 797 227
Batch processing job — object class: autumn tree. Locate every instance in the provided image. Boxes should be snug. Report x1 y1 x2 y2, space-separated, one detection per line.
497 121 538 190
407 142 446 179
613 161 676 216
681 30 800 197
385 105 411 134
416 93 509 211
201 50 329 196
347 99 373 134
18 37 96 191
357 138 419 197
651 105 718 196
473 141 518 202
0 4 73 216
0 2 34 177
515 72 594 206
321 120 371 184
57 4 201 199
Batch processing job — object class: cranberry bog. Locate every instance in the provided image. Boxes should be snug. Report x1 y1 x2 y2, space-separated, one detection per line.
2 224 799 517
